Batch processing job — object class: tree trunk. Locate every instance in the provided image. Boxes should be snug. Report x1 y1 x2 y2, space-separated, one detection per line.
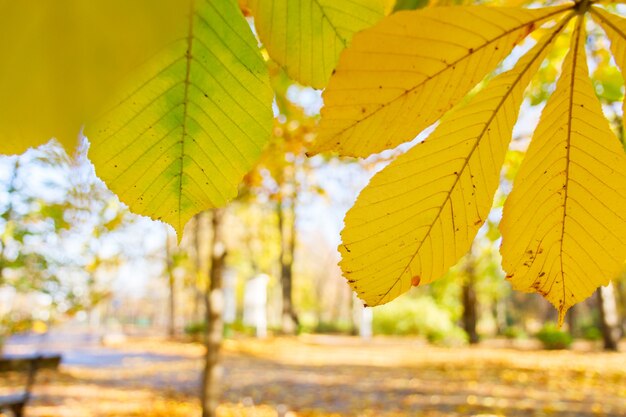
193 213 204 323
462 249 479 344
495 298 507 336
277 199 299 334
567 304 577 337
616 280 626 336
613 275 626 335
201 209 225 417
597 282 620 351
165 227 176 339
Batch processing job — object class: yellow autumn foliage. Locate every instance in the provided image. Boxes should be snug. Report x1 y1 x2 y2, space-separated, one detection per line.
500 16 626 325
340 13 573 306
311 5 571 157
316 1 626 320
0 0 183 155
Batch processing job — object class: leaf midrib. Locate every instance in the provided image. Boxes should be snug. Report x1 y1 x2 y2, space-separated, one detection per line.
178 0 196 233
557 16 584 320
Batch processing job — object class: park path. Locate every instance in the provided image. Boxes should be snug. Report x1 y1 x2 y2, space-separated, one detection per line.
4 329 626 417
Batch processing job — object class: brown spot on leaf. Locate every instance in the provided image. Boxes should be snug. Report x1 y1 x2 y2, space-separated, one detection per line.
411 276 421 287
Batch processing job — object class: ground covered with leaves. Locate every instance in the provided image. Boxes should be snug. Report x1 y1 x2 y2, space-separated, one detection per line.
3 336 626 417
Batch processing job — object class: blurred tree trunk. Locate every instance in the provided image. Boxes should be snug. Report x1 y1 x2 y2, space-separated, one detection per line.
165 228 176 339
567 305 577 337
494 298 507 335
462 248 479 344
617 280 626 336
193 213 204 323
201 209 225 417
277 198 299 334
348 292 358 335
597 282 620 351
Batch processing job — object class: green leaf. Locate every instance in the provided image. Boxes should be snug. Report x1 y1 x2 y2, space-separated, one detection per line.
86 0 273 237
249 0 386 88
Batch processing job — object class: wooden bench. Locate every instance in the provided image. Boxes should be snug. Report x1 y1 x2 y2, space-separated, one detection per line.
0 354 62 417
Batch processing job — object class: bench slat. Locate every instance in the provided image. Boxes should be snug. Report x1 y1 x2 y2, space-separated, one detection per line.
0 392 27 407
0 355 62 373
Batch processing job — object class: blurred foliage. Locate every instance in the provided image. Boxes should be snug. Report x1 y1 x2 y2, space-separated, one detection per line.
0 311 34 335
0 142 133 337
526 29 568 106
593 50 623 103
581 324 603 342
536 322 573 350
312 320 355 335
373 296 467 345
393 0 429 11
183 321 206 338
502 325 527 340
